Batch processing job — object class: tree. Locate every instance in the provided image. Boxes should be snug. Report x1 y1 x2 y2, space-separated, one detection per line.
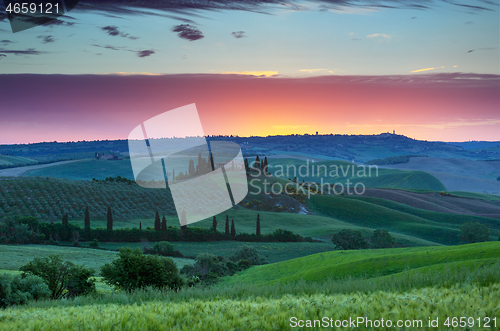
139 222 142 230
225 215 230 235
254 156 260 169
244 158 249 173
212 216 217 231
154 211 161 231
256 214 261 236
332 229 368 250
209 153 215 170
180 210 187 232
230 245 265 265
106 206 113 231
20 254 95 299
84 207 90 233
188 159 195 177
460 222 490 243
100 247 183 292
231 219 236 238
62 213 69 227
161 216 167 232
371 229 395 248
263 156 268 174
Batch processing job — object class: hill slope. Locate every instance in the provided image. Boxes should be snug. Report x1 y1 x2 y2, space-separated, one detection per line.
227 242 500 285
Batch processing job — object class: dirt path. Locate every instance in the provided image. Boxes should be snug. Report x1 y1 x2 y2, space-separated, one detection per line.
0 160 82 177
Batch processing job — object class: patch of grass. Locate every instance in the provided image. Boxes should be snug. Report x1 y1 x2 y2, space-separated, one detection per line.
226 242 500 285
306 195 495 244
0 245 193 273
0 155 37 166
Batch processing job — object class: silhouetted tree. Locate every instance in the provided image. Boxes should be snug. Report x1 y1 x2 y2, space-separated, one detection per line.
84 207 90 233
106 206 113 231
231 219 236 238
212 216 217 231
62 213 69 227
332 229 367 250
371 229 395 248
256 214 261 236
139 222 142 230
209 153 215 170
225 215 230 235
161 216 167 232
244 158 249 173
180 210 187 233
263 156 268 174
154 211 161 231
254 156 260 169
188 159 195 177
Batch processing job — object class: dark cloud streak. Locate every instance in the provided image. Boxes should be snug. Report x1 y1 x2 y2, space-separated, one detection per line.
172 24 204 41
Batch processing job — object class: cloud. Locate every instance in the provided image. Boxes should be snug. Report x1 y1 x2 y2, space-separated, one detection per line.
92 44 155 58
411 66 445 73
172 24 204 41
94 72 161 76
137 50 155 57
101 26 139 40
347 119 500 130
219 71 278 77
299 69 338 74
0 48 46 56
273 125 309 129
37 35 55 44
1 40 14 46
467 47 498 53
367 33 391 39
231 31 246 38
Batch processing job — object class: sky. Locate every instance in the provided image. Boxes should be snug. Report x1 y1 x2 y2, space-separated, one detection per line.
0 0 499 143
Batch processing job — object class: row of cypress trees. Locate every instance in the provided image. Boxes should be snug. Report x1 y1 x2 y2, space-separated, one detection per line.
211 214 261 237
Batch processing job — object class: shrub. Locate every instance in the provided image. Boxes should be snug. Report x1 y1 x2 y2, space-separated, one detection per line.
371 229 396 248
0 273 50 307
89 238 99 249
229 245 265 265
332 229 368 250
460 222 490 243
20 254 96 299
101 247 183 292
145 241 183 257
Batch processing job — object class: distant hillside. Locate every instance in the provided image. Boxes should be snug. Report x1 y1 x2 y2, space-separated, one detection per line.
0 155 37 166
1 134 499 166
447 141 500 150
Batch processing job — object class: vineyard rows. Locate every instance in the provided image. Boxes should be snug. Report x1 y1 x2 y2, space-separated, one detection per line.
0 177 176 221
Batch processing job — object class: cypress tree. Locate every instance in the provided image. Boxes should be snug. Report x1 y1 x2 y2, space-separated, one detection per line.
161 215 167 232
154 211 161 231
244 158 249 173
263 157 268 174
212 216 217 231
84 206 90 233
231 219 236 237
225 215 230 235
180 210 187 232
256 214 261 236
255 156 260 169
106 206 113 230
209 153 215 170
62 213 69 227
139 221 142 230
188 159 195 177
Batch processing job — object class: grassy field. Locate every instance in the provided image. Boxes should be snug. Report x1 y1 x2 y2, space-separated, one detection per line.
226 242 500 285
0 284 498 330
0 242 498 330
0 155 37 166
268 158 446 191
307 195 500 244
0 245 194 272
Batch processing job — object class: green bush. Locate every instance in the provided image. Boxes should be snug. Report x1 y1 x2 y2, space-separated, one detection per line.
101 247 183 292
20 254 96 299
371 229 396 248
460 222 490 243
89 239 99 249
332 229 368 250
0 273 50 307
229 245 265 265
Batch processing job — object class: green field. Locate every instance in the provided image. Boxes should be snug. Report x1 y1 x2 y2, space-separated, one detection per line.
0 155 37 166
268 158 446 191
0 244 194 272
26 159 135 180
227 242 500 285
307 195 500 244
